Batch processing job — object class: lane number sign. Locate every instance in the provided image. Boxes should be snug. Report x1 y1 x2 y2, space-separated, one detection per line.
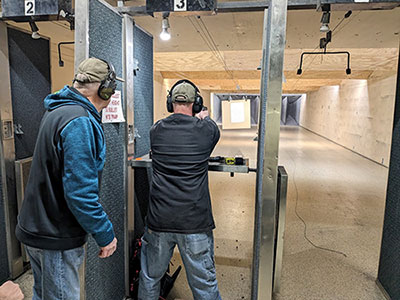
174 0 187 11
25 0 35 16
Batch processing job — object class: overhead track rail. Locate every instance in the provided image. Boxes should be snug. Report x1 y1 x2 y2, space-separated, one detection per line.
117 0 400 15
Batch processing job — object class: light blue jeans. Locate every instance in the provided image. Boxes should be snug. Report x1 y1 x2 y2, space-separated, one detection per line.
138 228 221 300
25 245 85 300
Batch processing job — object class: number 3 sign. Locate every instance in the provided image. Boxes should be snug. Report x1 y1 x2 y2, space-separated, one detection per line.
174 0 187 11
25 0 35 16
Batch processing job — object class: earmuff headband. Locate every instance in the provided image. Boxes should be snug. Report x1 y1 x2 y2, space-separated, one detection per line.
166 79 203 114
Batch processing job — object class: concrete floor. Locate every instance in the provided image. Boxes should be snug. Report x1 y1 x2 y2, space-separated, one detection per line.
276 127 387 300
169 126 388 300
16 126 389 300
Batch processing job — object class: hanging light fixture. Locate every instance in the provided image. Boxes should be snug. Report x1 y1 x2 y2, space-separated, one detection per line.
320 9 331 33
160 16 171 41
29 21 41 39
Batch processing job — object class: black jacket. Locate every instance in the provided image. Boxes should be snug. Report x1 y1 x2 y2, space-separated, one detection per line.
147 114 220 233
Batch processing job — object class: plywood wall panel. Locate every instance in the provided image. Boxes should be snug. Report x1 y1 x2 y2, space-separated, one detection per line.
300 76 397 166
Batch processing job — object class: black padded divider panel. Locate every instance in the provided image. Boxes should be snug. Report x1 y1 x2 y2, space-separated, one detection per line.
86 1 125 299
132 26 153 247
8 28 49 160
0 162 9 283
134 168 151 239
133 25 153 158
377 51 400 299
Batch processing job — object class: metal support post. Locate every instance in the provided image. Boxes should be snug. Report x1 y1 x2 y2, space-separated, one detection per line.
74 1 90 298
376 41 400 300
252 0 287 299
74 0 89 71
117 0 400 15
123 13 135 297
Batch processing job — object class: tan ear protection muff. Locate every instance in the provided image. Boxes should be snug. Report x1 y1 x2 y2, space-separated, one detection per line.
166 80 203 114
98 60 117 101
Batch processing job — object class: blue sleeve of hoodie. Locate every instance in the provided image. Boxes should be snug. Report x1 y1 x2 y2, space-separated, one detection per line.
60 117 115 247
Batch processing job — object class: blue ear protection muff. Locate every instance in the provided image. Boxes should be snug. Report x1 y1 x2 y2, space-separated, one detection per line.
166 80 203 114
98 60 117 101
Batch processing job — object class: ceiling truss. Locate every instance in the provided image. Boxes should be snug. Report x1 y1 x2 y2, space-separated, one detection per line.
117 0 400 15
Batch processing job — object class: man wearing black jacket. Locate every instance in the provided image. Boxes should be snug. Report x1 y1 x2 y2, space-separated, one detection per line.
138 80 221 300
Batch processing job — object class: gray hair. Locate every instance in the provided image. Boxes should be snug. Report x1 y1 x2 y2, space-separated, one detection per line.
173 102 192 107
73 81 100 94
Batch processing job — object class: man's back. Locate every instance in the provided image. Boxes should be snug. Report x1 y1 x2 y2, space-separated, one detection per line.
147 113 220 233
139 80 222 300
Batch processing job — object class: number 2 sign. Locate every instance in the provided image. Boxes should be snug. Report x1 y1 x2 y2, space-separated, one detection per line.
25 0 35 16
174 0 187 11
